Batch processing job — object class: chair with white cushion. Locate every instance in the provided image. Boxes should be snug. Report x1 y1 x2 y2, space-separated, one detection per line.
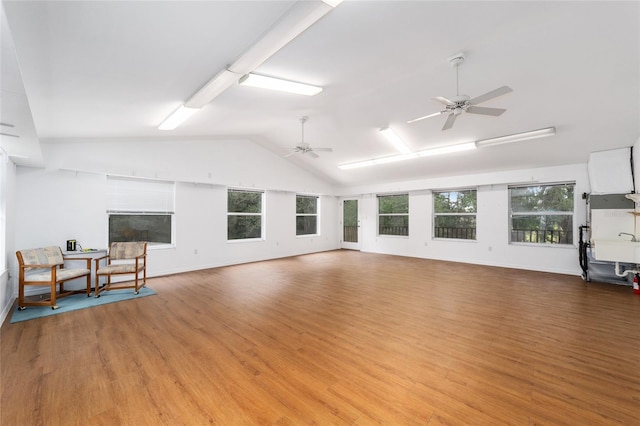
16 246 91 310
94 242 147 297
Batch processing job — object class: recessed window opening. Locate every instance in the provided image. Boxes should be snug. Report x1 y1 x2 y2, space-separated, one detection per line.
509 182 575 245
107 176 175 246
227 189 264 241
296 195 319 236
433 189 477 240
378 194 409 236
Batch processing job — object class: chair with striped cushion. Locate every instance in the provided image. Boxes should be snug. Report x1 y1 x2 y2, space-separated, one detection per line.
94 242 147 297
16 246 91 310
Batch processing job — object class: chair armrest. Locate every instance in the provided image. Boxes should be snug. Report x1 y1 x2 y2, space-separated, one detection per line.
20 263 60 269
94 255 110 269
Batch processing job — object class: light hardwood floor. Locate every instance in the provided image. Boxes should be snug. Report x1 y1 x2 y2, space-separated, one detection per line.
2 250 639 425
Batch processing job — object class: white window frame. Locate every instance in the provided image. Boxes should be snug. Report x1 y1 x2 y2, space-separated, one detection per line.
509 182 575 246
377 194 409 237
433 188 477 241
107 176 175 248
227 188 265 242
296 195 320 237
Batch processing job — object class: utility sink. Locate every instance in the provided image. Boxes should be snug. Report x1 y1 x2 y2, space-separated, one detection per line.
594 240 640 263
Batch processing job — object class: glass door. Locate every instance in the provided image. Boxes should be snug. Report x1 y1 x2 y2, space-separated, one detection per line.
342 199 361 250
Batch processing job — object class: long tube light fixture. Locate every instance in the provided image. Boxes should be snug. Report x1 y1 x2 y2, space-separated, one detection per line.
379 127 411 154
338 127 555 170
239 73 322 96
159 0 341 129
158 105 200 130
475 127 555 147
339 143 475 170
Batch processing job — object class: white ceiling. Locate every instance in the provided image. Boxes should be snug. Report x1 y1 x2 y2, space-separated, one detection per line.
1 1 638 187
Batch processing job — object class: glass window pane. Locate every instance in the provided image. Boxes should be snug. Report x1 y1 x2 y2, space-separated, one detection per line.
378 195 408 214
296 196 317 214
343 200 358 227
109 214 172 244
434 190 477 213
511 215 573 244
379 215 409 235
228 190 262 213
296 216 317 235
343 200 358 243
228 215 262 240
510 184 574 213
434 216 477 240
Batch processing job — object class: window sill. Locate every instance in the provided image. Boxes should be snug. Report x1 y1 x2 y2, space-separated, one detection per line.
377 234 410 239
146 243 176 251
227 238 265 244
432 238 477 243
296 234 319 238
509 242 576 249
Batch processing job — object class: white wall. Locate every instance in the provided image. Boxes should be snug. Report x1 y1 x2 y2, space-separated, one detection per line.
339 164 589 275
1 137 339 325
1 132 602 326
1 157 17 324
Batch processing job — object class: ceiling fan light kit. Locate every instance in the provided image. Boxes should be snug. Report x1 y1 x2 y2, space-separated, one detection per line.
285 116 333 159
408 52 513 130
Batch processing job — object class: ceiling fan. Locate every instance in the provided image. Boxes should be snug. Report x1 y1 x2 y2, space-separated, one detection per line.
284 116 332 158
408 53 513 130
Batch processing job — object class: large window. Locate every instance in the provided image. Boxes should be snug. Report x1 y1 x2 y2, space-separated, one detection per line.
509 183 574 245
228 189 264 241
296 195 319 236
434 189 477 240
378 194 409 236
107 177 175 245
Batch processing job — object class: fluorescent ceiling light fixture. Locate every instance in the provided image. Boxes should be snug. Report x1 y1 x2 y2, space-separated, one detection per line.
163 0 341 128
231 1 340 73
475 127 556 147
185 69 240 109
417 142 476 157
339 153 418 170
158 105 200 130
379 127 411 154
239 73 322 96
338 142 476 170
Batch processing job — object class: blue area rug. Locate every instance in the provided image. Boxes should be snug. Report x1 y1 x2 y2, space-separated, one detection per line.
10 287 157 323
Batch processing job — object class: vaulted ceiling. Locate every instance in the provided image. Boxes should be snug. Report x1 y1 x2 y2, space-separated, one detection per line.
1 1 638 188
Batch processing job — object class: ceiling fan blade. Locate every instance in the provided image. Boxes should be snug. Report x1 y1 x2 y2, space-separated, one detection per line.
313 147 332 152
469 85 513 105
466 106 507 116
434 96 454 106
407 111 444 124
284 151 298 158
442 113 457 130
308 151 319 159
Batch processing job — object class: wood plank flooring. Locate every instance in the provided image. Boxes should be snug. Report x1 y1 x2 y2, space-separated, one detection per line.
2 250 639 425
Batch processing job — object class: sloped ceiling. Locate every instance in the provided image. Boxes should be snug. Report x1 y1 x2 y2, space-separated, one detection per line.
2 1 638 188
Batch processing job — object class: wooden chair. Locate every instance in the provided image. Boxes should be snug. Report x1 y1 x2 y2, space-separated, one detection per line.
16 246 91 310
94 242 147 297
